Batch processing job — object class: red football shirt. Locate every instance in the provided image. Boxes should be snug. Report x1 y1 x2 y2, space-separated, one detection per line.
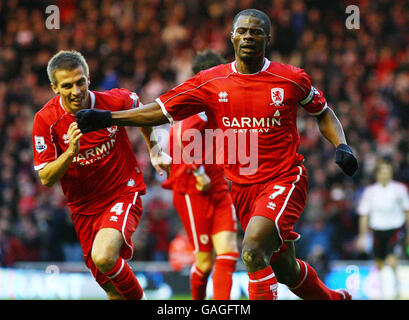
162 112 229 194
32 88 146 215
156 58 328 184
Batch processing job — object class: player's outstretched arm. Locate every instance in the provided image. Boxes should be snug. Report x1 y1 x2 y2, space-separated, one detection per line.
315 108 358 176
76 102 168 133
112 102 168 127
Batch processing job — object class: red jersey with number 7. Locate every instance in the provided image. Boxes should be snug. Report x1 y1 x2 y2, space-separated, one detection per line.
32 88 146 215
156 58 328 184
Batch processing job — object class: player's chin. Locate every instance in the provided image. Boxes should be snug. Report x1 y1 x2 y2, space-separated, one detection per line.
239 52 260 62
70 102 87 113
239 48 262 60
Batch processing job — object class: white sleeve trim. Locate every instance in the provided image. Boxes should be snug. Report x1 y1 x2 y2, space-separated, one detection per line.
155 97 174 125
299 86 315 105
34 162 48 171
357 189 370 215
307 102 328 116
197 111 208 122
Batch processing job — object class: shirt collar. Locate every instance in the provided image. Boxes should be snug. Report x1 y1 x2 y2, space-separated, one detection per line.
231 57 270 74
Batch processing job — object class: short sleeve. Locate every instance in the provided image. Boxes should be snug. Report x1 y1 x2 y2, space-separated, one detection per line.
156 74 207 125
357 188 371 215
399 184 409 211
32 113 58 171
297 70 328 116
117 88 140 110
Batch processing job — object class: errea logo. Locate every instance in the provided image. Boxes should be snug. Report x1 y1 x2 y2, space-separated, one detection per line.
218 91 228 102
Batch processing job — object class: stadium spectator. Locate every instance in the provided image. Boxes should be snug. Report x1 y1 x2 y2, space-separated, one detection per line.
145 198 173 262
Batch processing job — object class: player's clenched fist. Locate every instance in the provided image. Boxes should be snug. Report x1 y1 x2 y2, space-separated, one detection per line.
67 122 83 155
76 109 112 134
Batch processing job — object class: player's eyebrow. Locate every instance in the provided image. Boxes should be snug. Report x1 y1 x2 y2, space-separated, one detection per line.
59 75 86 87
232 26 265 34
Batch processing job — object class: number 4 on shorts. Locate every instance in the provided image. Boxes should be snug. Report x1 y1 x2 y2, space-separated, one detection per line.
269 186 286 200
110 202 124 215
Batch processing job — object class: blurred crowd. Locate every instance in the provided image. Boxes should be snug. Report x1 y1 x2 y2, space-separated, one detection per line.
0 0 408 274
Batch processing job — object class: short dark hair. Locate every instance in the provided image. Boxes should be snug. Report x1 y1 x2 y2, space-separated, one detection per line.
232 9 271 35
47 50 89 85
192 50 226 75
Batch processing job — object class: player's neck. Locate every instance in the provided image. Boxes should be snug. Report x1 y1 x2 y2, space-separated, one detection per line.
235 57 265 74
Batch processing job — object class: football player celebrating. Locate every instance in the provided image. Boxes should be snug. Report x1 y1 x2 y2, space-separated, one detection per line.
76 9 358 300
32 50 170 300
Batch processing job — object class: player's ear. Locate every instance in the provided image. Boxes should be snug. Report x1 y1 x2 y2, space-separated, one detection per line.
51 83 59 95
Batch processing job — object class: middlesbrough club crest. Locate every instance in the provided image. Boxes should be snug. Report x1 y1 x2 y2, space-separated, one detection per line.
270 88 284 106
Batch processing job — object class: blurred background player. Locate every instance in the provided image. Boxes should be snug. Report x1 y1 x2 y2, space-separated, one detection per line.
76 9 358 300
162 50 239 300
357 159 409 299
32 50 170 300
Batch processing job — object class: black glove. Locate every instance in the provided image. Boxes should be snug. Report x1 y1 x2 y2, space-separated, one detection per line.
76 109 112 134
335 143 358 176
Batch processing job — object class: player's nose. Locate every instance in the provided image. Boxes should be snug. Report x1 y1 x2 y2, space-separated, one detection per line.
242 29 254 39
72 84 81 95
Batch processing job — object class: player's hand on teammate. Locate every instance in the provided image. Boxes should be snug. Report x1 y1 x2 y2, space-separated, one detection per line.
195 173 211 192
66 122 82 156
335 143 358 176
76 109 113 133
150 147 172 178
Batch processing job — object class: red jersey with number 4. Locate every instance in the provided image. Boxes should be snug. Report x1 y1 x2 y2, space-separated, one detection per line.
162 112 229 194
32 89 146 215
157 58 328 184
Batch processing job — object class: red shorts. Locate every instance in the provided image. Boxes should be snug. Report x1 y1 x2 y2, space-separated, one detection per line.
72 190 143 286
231 165 308 260
173 190 237 253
